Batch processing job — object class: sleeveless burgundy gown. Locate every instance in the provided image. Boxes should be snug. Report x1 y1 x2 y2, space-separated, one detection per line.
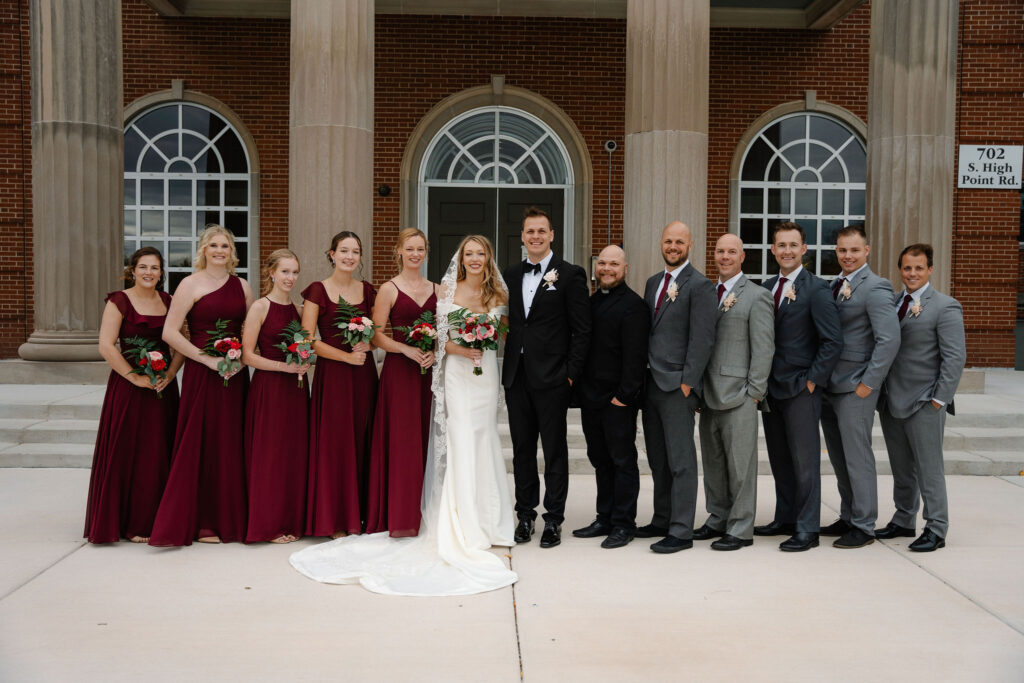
304 280 378 537
149 276 249 546
365 287 437 537
84 290 180 543
244 300 309 542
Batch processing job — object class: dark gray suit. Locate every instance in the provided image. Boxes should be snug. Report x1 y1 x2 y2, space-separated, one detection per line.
698 275 774 540
762 267 842 533
880 285 965 537
641 263 717 539
821 266 900 535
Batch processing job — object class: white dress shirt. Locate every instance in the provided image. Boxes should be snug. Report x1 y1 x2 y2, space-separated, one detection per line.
522 250 553 318
654 261 689 303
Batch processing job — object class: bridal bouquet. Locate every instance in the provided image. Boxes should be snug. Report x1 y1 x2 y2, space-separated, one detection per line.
334 296 378 347
274 319 316 388
447 308 507 375
394 311 436 375
202 318 243 387
123 335 168 398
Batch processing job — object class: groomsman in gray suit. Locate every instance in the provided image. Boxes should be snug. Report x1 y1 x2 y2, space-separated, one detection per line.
757 221 842 552
636 221 717 553
878 243 966 552
694 234 774 551
820 225 901 549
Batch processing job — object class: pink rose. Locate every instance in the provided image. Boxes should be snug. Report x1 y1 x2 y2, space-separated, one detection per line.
462 333 475 343
147 351 164 362
299 349 310 359
348 322 358 331
227 348 241 360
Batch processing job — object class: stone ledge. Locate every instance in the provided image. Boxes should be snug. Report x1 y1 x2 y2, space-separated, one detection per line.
0 360 110 385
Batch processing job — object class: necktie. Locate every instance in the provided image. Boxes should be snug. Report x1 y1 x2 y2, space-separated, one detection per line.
654 272 672 316
717 283 726 303
832 277 845 300
897 294 913 321
525 261 541 275
773 276 788 310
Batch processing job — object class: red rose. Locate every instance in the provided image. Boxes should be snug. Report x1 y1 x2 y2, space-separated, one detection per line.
288 342 298 352
139 356 148 366
151 359 167 371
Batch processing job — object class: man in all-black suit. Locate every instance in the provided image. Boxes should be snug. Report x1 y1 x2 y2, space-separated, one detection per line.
572 245 650 549
756 221 843 551
502 206 591 549
637 221 717 554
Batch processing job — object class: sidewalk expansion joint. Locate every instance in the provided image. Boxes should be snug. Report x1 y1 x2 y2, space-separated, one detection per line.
510 549 524 681
0 540 86 603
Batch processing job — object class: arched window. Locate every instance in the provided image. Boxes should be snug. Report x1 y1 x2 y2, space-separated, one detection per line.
124 102 252 292
737 112 866 281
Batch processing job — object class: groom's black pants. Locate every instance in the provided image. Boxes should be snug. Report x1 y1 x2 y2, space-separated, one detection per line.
505 358 571 526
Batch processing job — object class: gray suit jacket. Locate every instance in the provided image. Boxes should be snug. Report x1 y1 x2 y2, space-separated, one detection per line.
882 286 966 419
827 267 901 394
702 275 775 411
644 263 717 395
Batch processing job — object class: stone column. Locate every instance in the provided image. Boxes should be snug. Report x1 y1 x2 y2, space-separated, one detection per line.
624 0 710 289
866 0 958 291
19 0 122 361
289 0 374 291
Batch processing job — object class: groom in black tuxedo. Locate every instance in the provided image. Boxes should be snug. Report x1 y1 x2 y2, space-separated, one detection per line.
503 206 591 548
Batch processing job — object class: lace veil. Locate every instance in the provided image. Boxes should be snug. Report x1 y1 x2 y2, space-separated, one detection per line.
419 249 508 536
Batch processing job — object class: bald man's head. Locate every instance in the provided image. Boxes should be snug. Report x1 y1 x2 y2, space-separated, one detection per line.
715 233 746 281
595 244 628 290
661 221 693 268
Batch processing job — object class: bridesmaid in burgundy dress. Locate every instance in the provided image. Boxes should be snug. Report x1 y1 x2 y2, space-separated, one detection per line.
366 228 437 536
149 225 254 546
85 247 184 544
303 231 379 538
242 249 311 543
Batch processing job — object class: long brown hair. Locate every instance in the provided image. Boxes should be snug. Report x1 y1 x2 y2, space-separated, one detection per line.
455 234 506 309
260 248 299 296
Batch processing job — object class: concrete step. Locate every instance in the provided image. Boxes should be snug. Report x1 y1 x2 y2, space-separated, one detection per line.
0 419 100 445
0 442 95 467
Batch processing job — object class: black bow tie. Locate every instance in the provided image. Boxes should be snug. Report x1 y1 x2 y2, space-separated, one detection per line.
525 261 542 275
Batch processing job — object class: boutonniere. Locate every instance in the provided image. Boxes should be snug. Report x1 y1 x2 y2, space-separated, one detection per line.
783 285 796 303
666 282 679 302
542 269 559 290
721 292 738 311
839 280 852 301
909 301 923 318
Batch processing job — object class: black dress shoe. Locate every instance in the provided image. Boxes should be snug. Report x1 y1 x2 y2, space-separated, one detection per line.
692 524 724 541
875 522 916 539
572 519 613 538
514 519 534 544
833 527 875 549
600 527 635 549
710 534 753 551
820 519 851 536
650 535 693 554
753 521 796 537
779 532 819 552
634 523 669 538
539 523 561 548
908 529 945 552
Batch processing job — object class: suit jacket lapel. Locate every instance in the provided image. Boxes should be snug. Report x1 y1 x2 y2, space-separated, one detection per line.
653 265 691 328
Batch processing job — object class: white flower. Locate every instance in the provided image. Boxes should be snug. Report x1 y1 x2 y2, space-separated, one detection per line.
721 292 738 311
909 302 923 318
666 282 679 302
784 285 796 302
840 280 852 301
543 269 559 290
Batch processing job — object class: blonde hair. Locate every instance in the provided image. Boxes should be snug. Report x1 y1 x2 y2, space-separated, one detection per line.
455 234 507 308
394 227 428 274
260 249 299 296
195 224 239 273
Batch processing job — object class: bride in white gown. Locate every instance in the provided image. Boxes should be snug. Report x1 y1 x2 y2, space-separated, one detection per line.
290 235 517 596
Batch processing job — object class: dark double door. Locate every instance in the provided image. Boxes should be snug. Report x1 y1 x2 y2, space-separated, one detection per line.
426 187 565 283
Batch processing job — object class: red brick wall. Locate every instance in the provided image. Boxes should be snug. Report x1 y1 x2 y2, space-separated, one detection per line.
953 0 1024 366
373 14 626 278
0 0 31 358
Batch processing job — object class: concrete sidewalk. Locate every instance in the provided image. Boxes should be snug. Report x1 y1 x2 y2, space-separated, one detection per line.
1 470 1022 682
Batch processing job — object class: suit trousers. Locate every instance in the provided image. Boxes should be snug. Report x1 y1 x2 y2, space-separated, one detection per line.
762 389 822 533
505 358 571 525
642 379 699 539
821 390 880 535
880 404 949 536
698 398 758 540
580 403 640 530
